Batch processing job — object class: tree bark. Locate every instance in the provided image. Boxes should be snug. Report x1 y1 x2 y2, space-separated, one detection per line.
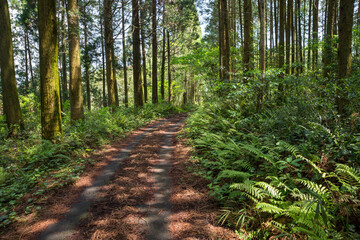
286 0 291 74
160 0 166 100
0 0 23 134
296 0 303 73
259 0 266 74
167 30 171 102
152 0 158 103
104 0 116 108
83 6 91 110
279 0 285 69
140 0 147 102
61 0 68 100
122 0 128 107
337 0 355 115
68 0 84 120
323 0 336 78
38 0 62 139
243 0 252 72
308 0 312 70
133 0 144 107
312 0 319 69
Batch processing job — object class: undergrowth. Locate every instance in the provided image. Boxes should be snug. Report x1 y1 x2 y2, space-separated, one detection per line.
0 97 189 229
184 72 360 239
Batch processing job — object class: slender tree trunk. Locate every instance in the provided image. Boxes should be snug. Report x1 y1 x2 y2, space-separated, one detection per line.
274 0 278 49
122 0 128 107
83 12 91 110
113 50 119 106
337 0 355 115
133 0 144 107
99 0 107 107
160 0 166 100
270 0 274 66
61 0 68 100
279 0 285 69
167 30 171 102
323 0 336 77
259 0 266 74
25 28 29 90
140 0 147 102
152 0 158 103
38 0 62 139
312 0 319 69
308 0 312 70
183 72 187 105
291 0 295 74
243 0 252 72
296 0 303 74
238 0 243 46
68 0 84 120
27 33 34 87
286 0 291 74
0 0 23 134
219 0 224 80
104 0 116 108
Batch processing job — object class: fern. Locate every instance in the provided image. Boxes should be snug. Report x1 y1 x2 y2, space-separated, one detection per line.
255 181 283 199
335 164 360 189
217 170 251 182
256 202 285 214
230 180 266 201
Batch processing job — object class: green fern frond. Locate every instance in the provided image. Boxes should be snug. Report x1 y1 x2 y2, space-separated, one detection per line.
335 164 360 188
296 179 330 198
230 180 266 201
255 181 283 199
217 170 252 181
256 202 285 214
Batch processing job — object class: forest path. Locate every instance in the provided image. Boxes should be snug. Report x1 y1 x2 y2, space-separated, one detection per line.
38 114 186 240
2 113 239 240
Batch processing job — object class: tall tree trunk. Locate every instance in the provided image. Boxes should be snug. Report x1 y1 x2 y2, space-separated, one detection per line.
279 0 285 69
259 0 266 74
113 50 119 106
167 30 171 102
24 28 29 90
99 0 106 107
140 0 147 103
270 0 274 66
0 0 23 135
83 10 91 110
152 0 158 103
104 0 116 108
312 0 319 69
286 0 291 74
323 0 336 77
238 0 243 46
291 0 295 74
68 0 84 120
183 72 187 105
296 0 303 74
243 0 252 73
61 0 68 100
274 0 278 49
308 0 312 70
27 32 34 87
38 0 62 139
133 0 144 107
122 0 128 107
337 0 355 115
160 0 166 100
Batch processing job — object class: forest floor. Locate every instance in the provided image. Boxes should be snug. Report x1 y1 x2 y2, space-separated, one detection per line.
2 114 239 240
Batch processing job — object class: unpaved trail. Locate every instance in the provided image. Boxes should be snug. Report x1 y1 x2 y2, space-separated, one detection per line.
2 114 239 240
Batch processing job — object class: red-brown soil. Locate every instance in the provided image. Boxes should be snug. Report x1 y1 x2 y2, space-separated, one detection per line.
1 114 239 240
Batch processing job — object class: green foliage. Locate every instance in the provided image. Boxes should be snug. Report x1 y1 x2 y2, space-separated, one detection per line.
0 102 185 229
184 72 360 238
